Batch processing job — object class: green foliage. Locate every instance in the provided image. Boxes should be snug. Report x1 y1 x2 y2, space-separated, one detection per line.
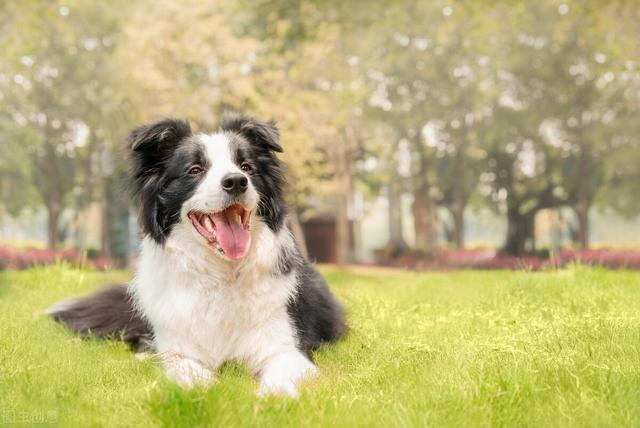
2 265 640 426
1 0 639 252
0 1 128 247
0 125 40 215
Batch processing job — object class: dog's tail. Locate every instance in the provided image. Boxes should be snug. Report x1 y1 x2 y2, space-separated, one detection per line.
47 284 152 351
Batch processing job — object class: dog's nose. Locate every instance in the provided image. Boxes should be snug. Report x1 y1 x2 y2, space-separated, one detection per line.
221 173 248 195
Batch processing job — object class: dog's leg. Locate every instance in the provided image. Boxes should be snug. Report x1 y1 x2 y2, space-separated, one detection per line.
256 351 318 397
162 352 215 388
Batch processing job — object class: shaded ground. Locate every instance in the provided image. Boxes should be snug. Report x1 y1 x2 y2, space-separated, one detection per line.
1 265 639 427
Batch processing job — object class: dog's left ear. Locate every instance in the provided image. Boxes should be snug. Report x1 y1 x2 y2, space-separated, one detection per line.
221 115 283 153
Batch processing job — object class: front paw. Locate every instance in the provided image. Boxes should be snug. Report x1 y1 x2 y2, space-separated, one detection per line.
258 352 318 397
164 355 214 388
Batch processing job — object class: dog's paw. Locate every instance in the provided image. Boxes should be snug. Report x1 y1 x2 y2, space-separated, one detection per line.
258 352 318 397
164 356 214 388
258 377 299 397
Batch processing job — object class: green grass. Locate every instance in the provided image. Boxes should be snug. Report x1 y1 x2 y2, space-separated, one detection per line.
1 264 640 427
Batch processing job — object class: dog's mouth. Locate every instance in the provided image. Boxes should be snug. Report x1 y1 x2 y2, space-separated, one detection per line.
188 204 252 260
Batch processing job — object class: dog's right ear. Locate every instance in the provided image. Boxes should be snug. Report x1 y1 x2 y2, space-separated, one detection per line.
128 119 191 244
128 118 192 191
129 118 192 164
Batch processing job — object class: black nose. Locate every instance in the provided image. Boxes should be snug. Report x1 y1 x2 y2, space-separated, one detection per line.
221 173 248 195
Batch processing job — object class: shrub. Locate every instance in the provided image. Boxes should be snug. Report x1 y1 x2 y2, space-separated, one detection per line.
0 245 114 271
375 247 640 270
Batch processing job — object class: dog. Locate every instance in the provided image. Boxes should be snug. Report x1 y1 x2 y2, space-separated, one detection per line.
48 115 346 396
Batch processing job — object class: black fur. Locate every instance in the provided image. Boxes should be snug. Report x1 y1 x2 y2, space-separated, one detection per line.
49 285 151 351
49 114 346 356
221 114 283 153
223 116 347 350
288 260 347 355
129 118 205 244
222 115 286 232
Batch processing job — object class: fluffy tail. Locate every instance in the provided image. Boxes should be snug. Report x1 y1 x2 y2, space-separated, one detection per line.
48 284 152 351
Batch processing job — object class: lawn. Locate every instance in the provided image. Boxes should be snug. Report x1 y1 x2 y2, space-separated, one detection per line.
1 265 640 427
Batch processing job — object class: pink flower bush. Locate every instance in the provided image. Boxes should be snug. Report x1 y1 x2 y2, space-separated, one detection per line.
380 248 640 270
0 245 114 270
559 248 640 270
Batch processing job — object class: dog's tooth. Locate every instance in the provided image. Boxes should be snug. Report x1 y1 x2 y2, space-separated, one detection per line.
203 216 214 232
231 212 241 225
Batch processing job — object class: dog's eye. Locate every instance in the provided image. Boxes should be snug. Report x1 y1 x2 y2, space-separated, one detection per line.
240 163 252 173
188 166 203 175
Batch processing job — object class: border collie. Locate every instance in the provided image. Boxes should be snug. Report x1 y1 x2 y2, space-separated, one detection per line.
48 115 346 396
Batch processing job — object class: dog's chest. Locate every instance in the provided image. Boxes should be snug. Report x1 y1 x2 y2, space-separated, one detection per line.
133 245 296 362
160 272 288 330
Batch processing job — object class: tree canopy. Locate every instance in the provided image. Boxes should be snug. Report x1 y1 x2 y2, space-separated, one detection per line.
1 0 639 258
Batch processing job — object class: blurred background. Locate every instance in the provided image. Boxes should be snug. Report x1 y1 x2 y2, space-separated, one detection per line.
1 0 640 270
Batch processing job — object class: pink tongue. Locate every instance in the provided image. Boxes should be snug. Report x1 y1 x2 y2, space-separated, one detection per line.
211 209 251 260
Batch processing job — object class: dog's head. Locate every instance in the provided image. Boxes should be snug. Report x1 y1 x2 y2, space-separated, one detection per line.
129 115 285 261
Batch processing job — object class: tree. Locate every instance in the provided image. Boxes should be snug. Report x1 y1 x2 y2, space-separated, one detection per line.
476 2 638 255
365 2 491 252
0 1 125 249
237 0 376 264
529 2 634 250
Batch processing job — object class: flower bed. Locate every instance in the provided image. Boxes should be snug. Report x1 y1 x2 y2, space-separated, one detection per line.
0 245 114 270
381 248 640 270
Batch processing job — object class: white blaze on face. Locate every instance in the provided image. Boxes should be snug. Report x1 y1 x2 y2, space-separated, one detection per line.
183 133 257 215
180 133 259 260
200 133 238 190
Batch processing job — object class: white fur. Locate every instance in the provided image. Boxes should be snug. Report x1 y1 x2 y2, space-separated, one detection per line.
181 133 259 220
130 133 315 396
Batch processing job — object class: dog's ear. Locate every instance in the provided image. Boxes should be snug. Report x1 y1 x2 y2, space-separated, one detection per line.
221 115 283 153
128 118 191 244
129 118 192 165
128 118 191 189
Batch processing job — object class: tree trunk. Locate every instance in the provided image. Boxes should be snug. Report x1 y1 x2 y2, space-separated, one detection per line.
413 140 436 257
334 133 352 267
413 185 435 256
388 179 405 246
449 201 466 250
504 206 536 256
576 200 590 251
412 144 435 256
526 213 536 253
504 207 521 256
46 200 61 251
335 198 350 266
101 174 113 259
